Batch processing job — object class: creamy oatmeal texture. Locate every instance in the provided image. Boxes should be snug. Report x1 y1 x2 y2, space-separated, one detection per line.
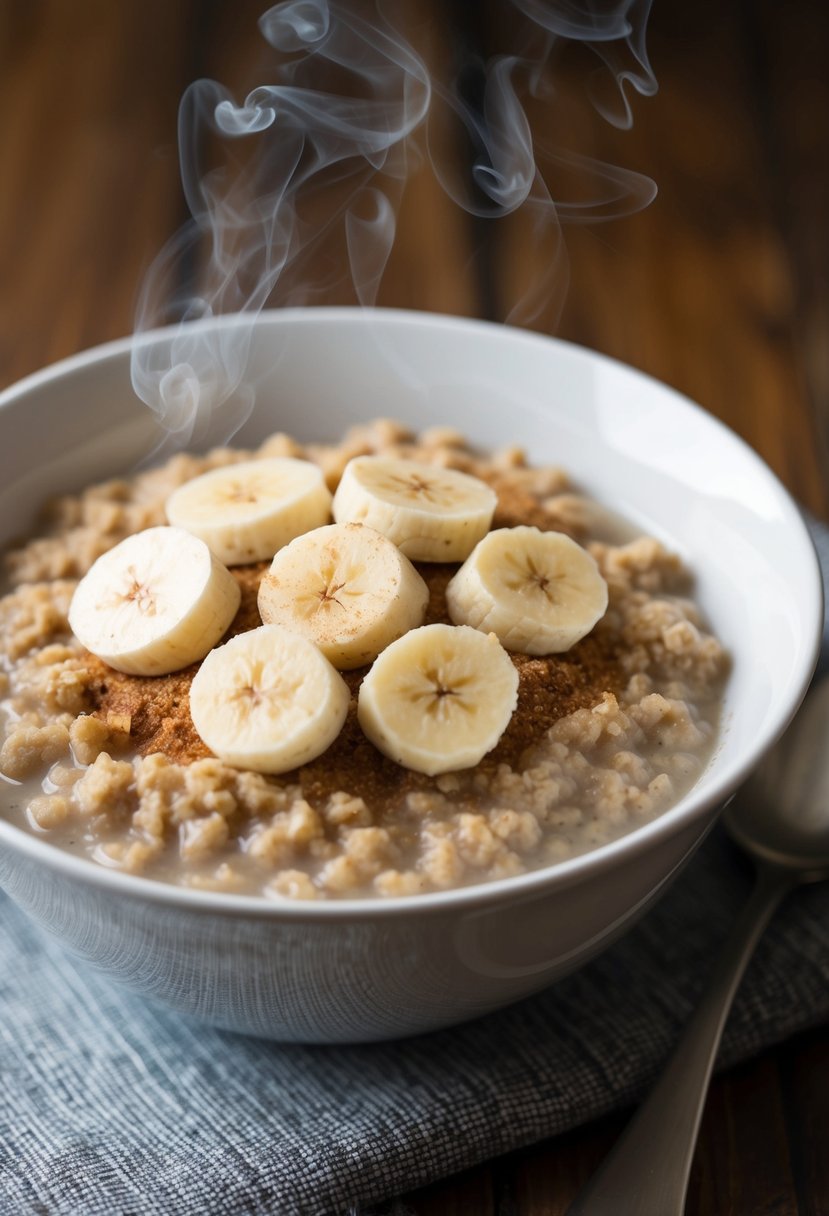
0 420 728 899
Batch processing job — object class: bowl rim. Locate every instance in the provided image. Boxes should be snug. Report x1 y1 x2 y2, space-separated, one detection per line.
0 306 822 920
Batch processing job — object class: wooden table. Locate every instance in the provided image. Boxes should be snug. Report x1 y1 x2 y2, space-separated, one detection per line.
0 2 826 1212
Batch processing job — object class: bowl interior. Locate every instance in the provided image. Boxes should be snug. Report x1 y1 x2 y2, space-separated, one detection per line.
0 308 821 906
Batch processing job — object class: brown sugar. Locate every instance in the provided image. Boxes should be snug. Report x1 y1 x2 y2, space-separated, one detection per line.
85 558 624 811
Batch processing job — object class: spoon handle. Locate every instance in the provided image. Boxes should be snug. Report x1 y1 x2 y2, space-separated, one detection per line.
566 864 791 1216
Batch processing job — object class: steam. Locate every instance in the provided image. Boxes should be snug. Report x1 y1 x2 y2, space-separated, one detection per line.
131 0 657 447
512 0 657 128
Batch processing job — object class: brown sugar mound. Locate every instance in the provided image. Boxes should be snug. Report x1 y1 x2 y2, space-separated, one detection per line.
83 560 624 810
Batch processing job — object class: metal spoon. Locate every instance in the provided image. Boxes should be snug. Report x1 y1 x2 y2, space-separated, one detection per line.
567 676 829 1216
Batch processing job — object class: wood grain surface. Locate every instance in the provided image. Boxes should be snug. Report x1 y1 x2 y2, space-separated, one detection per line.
0 1 826 1213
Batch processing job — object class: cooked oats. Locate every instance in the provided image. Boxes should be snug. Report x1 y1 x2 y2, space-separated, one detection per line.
0 422 728 898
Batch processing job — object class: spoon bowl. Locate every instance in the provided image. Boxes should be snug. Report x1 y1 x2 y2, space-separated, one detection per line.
726 675 829 877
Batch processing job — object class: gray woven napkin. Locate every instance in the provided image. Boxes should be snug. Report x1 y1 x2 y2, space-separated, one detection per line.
1 527 828 1216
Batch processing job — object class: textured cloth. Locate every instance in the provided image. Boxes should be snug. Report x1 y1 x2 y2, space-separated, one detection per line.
1 531 828 1215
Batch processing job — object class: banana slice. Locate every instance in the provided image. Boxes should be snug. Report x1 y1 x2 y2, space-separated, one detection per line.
357 623 518 775
332 455 496 562
446 525 608 655
189 624 350 774
68 526 241 676
166 458 332 565
258 522 429 670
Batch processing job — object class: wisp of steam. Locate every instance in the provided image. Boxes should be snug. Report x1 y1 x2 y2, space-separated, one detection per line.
130 0 657 449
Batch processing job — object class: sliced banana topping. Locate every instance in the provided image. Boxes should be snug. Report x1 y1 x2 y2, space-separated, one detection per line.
166 457 332 565
68 526 241 676
189 624 350 774
357 623 518 775
257 522 429 670
446 525 608 655
332 455 496 562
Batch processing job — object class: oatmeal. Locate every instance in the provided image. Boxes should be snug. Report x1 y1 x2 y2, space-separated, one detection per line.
0 420 728 898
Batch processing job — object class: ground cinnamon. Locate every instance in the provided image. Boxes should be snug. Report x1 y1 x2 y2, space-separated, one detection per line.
85 557 624 810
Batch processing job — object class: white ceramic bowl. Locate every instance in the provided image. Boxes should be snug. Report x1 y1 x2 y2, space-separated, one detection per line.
0 309 821 1042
